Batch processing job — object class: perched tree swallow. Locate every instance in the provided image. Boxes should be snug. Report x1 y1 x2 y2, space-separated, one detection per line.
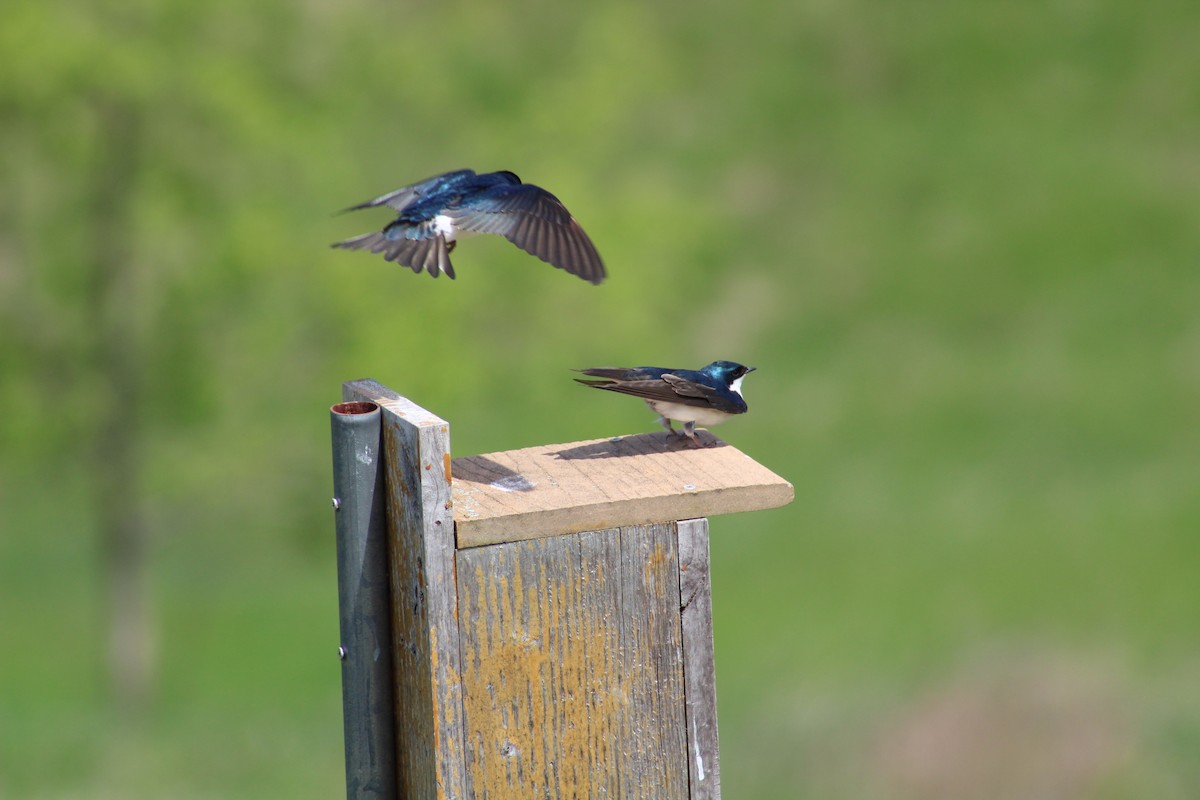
575 361 756 446
331 169 605 283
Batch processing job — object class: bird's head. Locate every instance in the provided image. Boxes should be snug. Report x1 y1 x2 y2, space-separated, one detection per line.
702 360 756 386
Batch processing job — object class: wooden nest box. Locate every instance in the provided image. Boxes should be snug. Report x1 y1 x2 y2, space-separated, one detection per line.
330 379 793 800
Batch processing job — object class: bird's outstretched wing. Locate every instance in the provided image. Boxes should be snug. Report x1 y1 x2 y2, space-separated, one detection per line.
340 169 477 213
449 184 605 284
331 232 455 278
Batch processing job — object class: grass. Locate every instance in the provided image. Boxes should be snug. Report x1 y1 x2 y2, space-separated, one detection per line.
3 0 1199 797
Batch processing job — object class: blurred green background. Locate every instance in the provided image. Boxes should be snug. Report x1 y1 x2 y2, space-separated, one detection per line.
2 0 1198 797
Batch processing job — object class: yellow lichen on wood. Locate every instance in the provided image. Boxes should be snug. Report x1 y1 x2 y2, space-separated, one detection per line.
456 525 689 799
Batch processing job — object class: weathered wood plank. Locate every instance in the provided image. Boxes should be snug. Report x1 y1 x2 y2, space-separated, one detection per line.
342 380 464 800
617 523 689 799
678 518 721 800
452 431 794 548
456 523 689 799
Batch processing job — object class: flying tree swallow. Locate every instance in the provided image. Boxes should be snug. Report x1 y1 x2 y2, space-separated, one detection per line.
575 361 756 446
331 169 605 283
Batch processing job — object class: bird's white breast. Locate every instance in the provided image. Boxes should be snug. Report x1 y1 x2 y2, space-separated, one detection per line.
646 400 732 427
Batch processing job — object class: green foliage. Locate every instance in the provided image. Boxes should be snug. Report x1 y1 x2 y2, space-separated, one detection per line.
3 0 1199 797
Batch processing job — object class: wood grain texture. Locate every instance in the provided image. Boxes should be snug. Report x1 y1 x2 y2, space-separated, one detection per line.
343 380 465 800
452 431 794 548
677 519 720 800
456 523 690 799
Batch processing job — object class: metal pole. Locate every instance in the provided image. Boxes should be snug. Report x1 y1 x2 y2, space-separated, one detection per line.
330 401 396 799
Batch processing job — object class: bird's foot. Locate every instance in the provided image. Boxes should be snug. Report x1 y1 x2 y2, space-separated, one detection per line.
682 423 708 448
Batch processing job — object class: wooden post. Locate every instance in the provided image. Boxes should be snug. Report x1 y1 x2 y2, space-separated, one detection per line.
340 379 793 800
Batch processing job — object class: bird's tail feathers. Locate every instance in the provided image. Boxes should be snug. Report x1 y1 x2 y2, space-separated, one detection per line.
574 367 634 380
574 377 625 391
